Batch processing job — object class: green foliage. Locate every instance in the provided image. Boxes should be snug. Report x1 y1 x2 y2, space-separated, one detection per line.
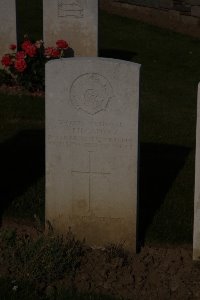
0 69 14 85
0 229 85 283
14 46 46 91
105 242 129 265
0 278 40 300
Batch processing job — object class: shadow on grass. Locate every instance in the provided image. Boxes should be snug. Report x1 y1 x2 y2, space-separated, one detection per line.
99 48 138 61
0 130 44 222
16 0 43 44
0 131 191 248
138 142 191 247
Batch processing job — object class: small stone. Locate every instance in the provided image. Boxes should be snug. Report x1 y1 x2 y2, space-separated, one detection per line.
12 285 18 292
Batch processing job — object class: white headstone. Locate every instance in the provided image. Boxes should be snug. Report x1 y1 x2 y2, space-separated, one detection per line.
43 0 98 56
0 0 17 65
46 57 140 252
193 83 200 260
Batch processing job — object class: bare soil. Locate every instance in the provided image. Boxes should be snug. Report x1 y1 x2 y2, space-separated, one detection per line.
1 218 200 300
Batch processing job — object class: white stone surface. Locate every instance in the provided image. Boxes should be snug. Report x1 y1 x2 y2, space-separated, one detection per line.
193 83 200 260
0 0 17 66
46 57 140 252
43 0 98 56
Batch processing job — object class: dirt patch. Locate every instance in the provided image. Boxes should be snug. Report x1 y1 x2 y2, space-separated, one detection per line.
70 245 200 299
1 218 200 299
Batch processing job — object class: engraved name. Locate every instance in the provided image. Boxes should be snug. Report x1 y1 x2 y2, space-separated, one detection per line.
47 134 134 149
69 215 123 223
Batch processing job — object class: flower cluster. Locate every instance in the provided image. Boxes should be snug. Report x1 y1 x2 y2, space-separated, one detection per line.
1 37 71 91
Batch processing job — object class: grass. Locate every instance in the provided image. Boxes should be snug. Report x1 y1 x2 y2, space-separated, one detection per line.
0 94 44 222
0 278 40 300
0 229 117 300
0 228 85 282
0 278 116 300
99 10 200 244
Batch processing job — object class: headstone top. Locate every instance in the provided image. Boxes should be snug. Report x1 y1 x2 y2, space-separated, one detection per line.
43 0 98 56
46 56 141 68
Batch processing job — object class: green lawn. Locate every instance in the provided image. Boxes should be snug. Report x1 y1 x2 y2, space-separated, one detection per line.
0 6 200 299
0 94 44 221
99 11 200 244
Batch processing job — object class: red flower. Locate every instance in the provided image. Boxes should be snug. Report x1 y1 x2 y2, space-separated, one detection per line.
25 44 37 57
21 40 37 57
16 51 26 59
56 39 68 49
1 54 12 67
21 40 32 51
14 59 27 72
44 47 52 58
44 47 60 58
51 48 60 58
9 44 17 51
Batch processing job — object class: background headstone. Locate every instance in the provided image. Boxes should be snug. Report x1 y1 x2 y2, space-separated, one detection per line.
43 0 98 56
193 83 200 260
0 0 17 64
46 57 140 252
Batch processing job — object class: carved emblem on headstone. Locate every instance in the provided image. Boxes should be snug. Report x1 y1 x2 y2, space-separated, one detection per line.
70 73 113 115
58 0 84 18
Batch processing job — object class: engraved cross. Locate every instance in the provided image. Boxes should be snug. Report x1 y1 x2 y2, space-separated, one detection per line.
71 151 111 212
